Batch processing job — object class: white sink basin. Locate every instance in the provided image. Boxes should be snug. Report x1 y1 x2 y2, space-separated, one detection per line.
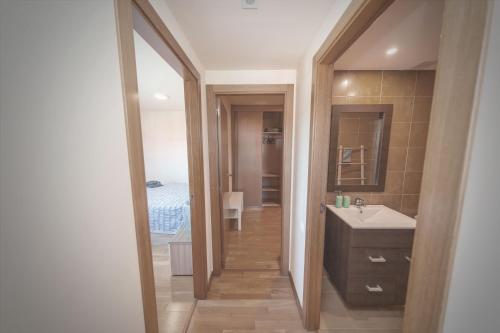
327 204 416 229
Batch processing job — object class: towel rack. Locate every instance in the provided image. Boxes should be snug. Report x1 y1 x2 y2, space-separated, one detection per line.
337 145 366 185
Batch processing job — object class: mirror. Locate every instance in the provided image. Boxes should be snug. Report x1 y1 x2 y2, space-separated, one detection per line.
327 104 392 192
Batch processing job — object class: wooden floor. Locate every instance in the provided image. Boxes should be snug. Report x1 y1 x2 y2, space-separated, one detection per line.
151 233 194 333
188 270 306 333
186 207 308 332
224 207 281 270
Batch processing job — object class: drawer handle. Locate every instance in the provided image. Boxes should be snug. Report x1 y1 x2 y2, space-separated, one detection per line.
368 256 386 263
365 284 384 293
405 256 411 262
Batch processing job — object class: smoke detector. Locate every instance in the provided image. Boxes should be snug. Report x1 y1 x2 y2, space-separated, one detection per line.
241 0 258 9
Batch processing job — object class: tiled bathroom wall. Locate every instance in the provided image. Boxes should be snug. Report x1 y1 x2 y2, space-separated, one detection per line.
326 70 435 217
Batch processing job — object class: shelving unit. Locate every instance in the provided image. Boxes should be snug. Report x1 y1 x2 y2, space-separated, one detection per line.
262 112 283 207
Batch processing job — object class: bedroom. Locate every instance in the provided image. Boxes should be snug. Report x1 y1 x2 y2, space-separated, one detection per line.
134 29 194 332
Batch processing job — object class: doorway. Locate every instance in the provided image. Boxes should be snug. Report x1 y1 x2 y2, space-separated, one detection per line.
206 85 294 276
115 1 207 333
301 0 489 331
220 96 285 270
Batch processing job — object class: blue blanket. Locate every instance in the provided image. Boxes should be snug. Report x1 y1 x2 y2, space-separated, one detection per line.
146 183 190 234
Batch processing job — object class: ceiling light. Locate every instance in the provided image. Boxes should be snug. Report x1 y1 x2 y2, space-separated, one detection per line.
341 79 349 87
241 0 258 9
386 47 398 56
154 93 169 100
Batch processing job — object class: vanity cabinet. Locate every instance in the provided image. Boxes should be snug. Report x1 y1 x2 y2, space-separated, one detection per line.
324 209 414 306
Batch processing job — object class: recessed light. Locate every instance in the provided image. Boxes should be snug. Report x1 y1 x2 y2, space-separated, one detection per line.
386 47 398 56
341 79 349 87
154 93 169 100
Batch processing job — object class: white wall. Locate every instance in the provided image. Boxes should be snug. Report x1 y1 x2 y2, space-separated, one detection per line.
290 0 352 306
141 109 189 184
0 1 144 332
149 0 213 278
442 2 500 332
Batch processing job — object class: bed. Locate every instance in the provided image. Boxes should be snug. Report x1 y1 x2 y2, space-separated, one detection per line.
146 183 190 234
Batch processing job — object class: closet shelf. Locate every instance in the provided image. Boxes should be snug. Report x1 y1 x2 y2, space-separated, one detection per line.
262 201 281 207
341 177 367 180
262 173 280 178
262 187 280 192
337 162 367 165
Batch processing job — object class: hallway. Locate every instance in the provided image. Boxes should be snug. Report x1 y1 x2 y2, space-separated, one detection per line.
187 270 305 332
224 207 282 270
185 206 305 332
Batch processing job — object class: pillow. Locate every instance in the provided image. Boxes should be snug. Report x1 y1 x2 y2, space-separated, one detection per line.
146 180 162 188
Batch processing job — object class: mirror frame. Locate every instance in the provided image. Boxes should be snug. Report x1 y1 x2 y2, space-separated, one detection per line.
327 104 393 192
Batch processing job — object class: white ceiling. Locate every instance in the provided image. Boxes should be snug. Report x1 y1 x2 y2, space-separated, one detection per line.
335 0 444 70
134 32 185 111
164 0 335 69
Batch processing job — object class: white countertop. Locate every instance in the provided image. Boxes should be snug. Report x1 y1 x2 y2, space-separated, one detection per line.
327 204 416 229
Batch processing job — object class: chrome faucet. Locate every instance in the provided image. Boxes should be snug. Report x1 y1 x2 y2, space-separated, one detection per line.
354 197 366 213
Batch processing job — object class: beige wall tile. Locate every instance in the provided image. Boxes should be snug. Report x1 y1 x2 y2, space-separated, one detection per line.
349 71 382 97
333 96 347 105
415 71 436 96
409 122 429 147
412 97 432 122
381 71 417 97
403 172 423 194
347 96 380 104
402 194 419 210
385 171 404 194
389 123 411 147
381 97 413 122
333 71 351 96
387 147 407 171
406 148 426 172
344 192 371 203
370 194 402 211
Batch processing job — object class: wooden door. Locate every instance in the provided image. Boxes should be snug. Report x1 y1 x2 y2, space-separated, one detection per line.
235 111 262 207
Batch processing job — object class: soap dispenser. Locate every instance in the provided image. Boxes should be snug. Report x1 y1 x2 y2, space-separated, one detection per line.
335 191 343 208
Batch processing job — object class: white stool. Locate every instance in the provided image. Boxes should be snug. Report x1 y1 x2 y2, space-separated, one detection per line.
223 192 244 231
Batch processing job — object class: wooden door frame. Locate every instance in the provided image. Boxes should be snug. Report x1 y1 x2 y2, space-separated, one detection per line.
302 0 490 331
115 1 208 333
206 84 294 276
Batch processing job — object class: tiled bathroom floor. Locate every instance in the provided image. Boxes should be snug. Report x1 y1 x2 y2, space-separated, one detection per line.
320 272 404 333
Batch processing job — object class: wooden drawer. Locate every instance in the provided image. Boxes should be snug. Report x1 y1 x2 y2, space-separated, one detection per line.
346 276 398 306
350 228 414 248
348 248 405 275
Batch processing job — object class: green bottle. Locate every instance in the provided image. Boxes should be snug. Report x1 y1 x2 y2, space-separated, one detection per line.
343 195 351 208
335 191 343 208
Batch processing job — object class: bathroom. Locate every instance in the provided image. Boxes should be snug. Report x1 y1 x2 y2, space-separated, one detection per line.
319 0 442 331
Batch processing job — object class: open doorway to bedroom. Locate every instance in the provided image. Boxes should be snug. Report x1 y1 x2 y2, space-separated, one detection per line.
133 31 194 332
115 1 208 332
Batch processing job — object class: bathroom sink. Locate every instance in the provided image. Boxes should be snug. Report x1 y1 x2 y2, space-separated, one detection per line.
327 205 416 229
